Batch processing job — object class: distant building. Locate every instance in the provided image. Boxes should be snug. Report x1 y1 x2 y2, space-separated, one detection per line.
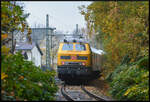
14 28 48 44
15 42 43 67
14 27 60 66
14 29 28 44
31 28 46 44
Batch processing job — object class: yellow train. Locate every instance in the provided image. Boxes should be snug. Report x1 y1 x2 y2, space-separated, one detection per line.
57 38 104 81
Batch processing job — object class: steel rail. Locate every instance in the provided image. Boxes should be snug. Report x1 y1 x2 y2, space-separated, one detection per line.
61 84 113 101
61 84 75 101
81 85 111 101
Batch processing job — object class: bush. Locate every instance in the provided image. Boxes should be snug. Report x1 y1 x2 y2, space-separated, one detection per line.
1 52 58 101
107 56 149 101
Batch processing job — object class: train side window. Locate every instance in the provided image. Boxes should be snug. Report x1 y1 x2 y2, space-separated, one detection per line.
62 44 73 51
75 44 86 51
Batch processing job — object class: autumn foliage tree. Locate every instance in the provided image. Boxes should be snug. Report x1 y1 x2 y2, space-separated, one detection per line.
1 1 32 52
79 1 149 73
79 1 149 101
1 1 58 101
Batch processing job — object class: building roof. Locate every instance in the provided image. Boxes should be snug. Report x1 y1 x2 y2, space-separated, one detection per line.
15 42 43 55
90 47 105 55
16 42 34 50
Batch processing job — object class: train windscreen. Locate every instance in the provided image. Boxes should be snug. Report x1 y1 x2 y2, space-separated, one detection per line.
75 44 86 51
62 44 73 51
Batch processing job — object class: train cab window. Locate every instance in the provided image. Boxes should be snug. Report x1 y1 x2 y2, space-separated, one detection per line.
62 44 73 51
75 44 86 51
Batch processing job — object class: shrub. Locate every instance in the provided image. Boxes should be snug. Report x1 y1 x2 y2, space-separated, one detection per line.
1 52 58 101
107 56 149 101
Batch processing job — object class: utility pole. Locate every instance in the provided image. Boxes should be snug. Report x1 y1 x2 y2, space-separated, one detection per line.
46 14 56 71
50 29 53 67
76 24 78 35
46 14 51 70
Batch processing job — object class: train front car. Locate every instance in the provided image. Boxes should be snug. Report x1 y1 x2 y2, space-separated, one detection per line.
57 39 92 81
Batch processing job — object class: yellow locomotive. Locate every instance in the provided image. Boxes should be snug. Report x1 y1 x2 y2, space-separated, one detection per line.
57 38 104 81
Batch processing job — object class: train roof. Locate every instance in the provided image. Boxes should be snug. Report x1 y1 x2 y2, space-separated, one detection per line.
90 47 105 55
60 38 89 43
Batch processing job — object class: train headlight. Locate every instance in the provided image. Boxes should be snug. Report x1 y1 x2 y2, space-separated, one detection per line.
62 61 65 65
82 62 86 66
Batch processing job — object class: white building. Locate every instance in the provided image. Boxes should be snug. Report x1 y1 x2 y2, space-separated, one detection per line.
15 42 43 67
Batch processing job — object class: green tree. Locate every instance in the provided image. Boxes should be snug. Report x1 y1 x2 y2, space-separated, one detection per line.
1 1 32 53
1 1 58 101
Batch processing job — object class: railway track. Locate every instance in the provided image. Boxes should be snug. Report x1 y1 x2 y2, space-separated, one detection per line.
61 84 113 101
61 84 74 101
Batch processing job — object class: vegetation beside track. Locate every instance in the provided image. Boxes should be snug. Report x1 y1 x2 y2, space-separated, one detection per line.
79 1 149 101
106 56 149 101
1 49 58 101
1 1 58 101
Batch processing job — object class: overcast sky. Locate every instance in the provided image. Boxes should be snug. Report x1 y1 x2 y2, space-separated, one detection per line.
23 1 92 33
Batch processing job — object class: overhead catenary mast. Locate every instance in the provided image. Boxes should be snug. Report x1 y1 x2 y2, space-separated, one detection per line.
76 24 78 35
46 14 56 71
46 14 50 70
